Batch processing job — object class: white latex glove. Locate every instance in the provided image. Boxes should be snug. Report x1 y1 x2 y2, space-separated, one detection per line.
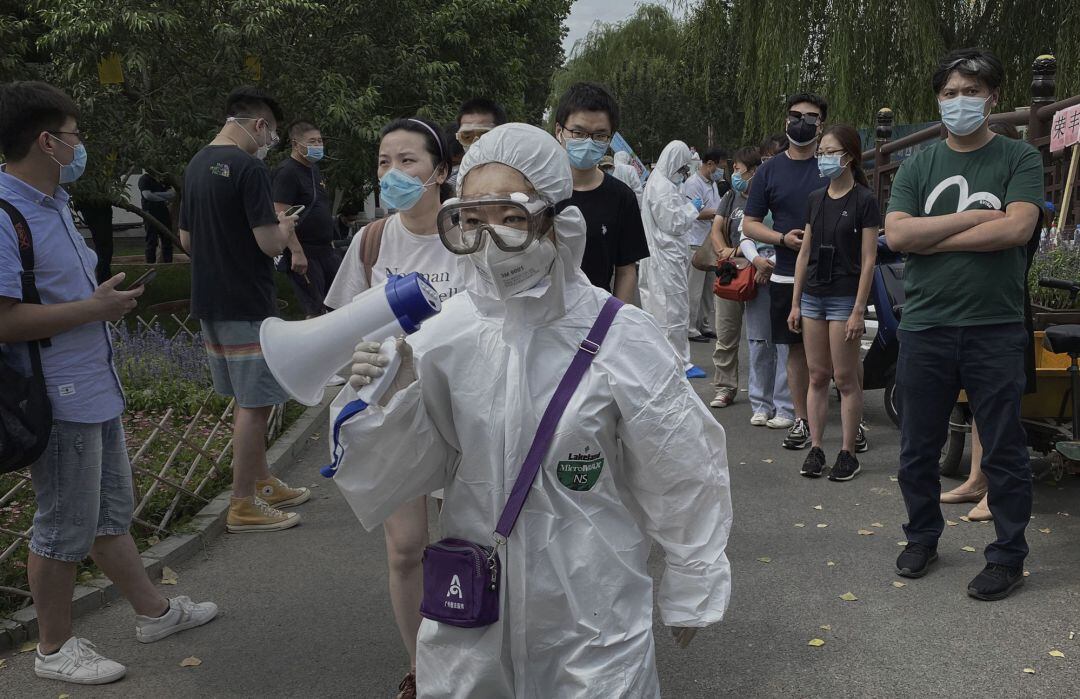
349 337 416 405
670 626 698 649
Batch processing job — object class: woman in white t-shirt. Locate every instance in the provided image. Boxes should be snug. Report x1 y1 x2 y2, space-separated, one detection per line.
324 116 461 698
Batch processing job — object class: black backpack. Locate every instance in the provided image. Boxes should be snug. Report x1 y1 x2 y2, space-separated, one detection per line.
0 199 53 473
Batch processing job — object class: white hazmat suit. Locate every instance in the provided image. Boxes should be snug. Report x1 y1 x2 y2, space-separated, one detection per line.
333 125 732 698
612 150 644 204
638 140 700 373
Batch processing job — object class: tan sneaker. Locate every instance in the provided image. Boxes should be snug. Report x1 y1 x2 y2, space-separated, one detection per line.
227 496 300 533
255 477 311 507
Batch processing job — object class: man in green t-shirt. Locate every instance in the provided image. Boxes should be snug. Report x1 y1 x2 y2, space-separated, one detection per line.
884 48 1043 601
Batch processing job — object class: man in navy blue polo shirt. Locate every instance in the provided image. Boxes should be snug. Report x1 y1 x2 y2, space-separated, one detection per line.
0 81 217 686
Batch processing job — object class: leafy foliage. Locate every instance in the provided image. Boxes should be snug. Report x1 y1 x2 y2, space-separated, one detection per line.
2 0 572 210
551 1 1080 154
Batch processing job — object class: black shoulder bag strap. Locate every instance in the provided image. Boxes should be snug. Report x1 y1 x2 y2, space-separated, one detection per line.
0 199 50 387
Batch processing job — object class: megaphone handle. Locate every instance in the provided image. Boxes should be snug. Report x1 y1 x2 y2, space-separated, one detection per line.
357 336 402 406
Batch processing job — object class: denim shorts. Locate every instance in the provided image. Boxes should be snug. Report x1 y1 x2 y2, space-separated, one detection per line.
201 320 289 408
29 417 134 562
801 293 857 322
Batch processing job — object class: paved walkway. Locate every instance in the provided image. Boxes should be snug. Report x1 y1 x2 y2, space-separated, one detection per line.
3 342 1079 697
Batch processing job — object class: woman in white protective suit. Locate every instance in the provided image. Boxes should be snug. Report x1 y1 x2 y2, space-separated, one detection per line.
334 124 732 698
638 140 705 379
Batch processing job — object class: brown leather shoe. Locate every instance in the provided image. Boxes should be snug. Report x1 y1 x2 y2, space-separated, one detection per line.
396 672 417 699
968 495 993 521
940 484 987 504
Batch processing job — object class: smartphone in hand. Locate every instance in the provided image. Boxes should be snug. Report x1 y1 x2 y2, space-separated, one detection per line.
124 269 157 291
284 204 306 217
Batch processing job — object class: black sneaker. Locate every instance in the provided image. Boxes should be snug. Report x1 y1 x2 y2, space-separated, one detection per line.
967 563 1024 601
828 450 861 481
800 446 826 478
855 423 868 453
896 542 938 578
782 418 810 450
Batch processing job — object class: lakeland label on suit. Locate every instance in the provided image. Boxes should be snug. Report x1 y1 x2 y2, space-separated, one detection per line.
556 448 605 491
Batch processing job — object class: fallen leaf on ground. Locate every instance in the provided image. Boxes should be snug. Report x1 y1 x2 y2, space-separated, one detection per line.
820 625 832 631
59 694 70 699
0 659 6 670
756 557 772 564
794 523 806 528
813 505 823 510
180 656 202 667
946 520 958 526
739 462 746 465
1070 631 1075 640
892 581 907 588
827 561 836 566
888 476 898 482
857 529 875 536
1039 528 1051 534
146 535 161 546
78 571 94 582
1024 570 1031 577
817 523 829 528
870 487 891 495
160 566 179 585
1058 512 1070 517
871 522 884 528
808 638 826 647
959 516 971 522
19 641 36 653
839 592 858 602
1049 650 1065 658
1023 667 1036 674
961 546 977 552
762 458 774 464
897 541 908 546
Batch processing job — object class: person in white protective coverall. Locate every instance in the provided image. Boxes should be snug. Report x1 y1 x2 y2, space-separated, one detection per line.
612 150 644 204
333 123 732 698
638 140 706 378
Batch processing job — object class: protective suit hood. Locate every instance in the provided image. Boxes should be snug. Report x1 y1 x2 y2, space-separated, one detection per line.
613 150 631 165
455 123 592 328
651 140 692 184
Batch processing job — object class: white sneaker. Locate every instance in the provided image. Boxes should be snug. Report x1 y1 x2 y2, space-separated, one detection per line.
135 595 219 643
750 412 769 426
767 416 795 429
34 636 126 685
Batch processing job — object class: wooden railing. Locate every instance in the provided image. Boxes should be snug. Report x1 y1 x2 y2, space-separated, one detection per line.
862 54 1079 234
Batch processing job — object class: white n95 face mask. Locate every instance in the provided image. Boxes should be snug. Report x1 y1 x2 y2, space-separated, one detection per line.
469 226 557 300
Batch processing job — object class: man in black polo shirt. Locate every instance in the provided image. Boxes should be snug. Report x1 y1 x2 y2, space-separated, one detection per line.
554 82 650 303
272 121 340 317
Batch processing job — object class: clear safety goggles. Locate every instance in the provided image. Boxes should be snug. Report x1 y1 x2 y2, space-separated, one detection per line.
456 125 494 147
437 193 555 255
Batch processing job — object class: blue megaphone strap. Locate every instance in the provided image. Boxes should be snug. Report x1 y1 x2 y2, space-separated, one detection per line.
322 397 370 477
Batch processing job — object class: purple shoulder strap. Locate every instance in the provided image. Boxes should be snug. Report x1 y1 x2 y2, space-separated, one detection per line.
494 296 624 540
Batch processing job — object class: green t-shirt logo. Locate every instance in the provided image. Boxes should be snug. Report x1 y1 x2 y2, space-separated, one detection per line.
924 175 1001 214
557 449 605 491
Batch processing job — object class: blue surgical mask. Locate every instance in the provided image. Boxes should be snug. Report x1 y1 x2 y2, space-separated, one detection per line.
305 145 324 162
730 171 751 193
817 154 846 180
710 168 725 183
380 168 435 211
49 136 87 184
564 137 608 170
939 95 990 137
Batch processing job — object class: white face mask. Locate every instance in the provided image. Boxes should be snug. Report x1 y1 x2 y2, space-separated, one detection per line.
468 226 557 300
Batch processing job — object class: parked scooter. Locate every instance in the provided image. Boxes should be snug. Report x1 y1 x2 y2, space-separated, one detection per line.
863 234 905 427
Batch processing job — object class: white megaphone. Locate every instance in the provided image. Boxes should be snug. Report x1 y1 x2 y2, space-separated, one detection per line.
260 272 442 407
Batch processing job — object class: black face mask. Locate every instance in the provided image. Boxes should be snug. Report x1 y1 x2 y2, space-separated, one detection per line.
787 118 817 146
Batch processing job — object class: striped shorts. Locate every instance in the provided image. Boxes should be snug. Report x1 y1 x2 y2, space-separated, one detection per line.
201 320 289 408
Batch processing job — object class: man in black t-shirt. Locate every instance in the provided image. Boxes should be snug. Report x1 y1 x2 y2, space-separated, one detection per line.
138 172 174 263
272 121 340 317
179 86 309 534
554 82 649 301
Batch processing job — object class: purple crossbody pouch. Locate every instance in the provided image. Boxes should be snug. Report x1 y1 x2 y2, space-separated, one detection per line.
419 296 624 628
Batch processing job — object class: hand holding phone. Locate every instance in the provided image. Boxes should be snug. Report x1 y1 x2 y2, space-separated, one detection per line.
284 204 306 218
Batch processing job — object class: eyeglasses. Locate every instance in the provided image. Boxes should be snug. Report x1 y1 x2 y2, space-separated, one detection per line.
456 126 493 147
49 130 85 144
815 149 846 157
437 193 554 255
787 111 821 124
560 126 612 145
